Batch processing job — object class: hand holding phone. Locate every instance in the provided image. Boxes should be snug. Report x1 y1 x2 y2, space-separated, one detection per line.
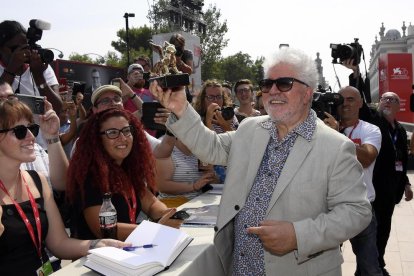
170 210 190 220
111 79 121 89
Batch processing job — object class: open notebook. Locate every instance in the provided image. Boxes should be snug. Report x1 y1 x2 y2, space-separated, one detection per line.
84 220 193 276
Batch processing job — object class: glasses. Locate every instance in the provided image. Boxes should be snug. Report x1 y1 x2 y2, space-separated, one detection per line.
380 97 399 104
0 95 18 101
95 95 122 107
236 88 251 94
0 124 40 140
205 95 223 101
100 125 133 139
259 77 309 93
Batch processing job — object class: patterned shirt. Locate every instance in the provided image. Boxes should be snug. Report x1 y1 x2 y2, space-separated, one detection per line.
233 111 316 275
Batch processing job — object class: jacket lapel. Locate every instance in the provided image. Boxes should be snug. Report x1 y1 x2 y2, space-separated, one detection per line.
266 135 313 216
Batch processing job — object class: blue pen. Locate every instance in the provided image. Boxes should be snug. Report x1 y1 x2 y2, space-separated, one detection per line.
123 244 158 251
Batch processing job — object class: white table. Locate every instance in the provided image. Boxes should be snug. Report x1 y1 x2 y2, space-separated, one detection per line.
52 193 224 276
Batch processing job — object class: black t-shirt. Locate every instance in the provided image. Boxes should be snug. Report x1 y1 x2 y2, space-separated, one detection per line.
70 175 142 240
0 171 49 275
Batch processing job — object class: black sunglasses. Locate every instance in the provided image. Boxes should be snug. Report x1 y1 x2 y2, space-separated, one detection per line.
259 77 309 93
0 124 40 140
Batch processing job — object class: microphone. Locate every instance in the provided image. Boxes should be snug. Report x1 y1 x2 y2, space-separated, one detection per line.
29 19 51 30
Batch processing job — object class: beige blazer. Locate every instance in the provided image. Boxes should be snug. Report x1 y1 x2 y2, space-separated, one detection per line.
167 105 371 276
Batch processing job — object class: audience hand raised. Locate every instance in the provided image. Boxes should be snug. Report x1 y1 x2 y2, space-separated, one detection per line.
39 98 60 138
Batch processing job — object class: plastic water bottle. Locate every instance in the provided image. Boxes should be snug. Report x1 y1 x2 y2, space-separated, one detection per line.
99 193 118 239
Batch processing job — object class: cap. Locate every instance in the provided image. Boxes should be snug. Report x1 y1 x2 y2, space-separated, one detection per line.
127 63 144 74
91 85 122 106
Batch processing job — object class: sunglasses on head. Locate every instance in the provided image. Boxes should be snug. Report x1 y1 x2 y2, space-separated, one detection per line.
259 77 309 93
0 124 40 140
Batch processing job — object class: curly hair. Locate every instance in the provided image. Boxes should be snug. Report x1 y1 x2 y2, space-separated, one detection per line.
193 79 232 117
66 108 156 205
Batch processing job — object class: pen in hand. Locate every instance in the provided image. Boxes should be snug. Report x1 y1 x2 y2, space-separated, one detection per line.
123 244 158 251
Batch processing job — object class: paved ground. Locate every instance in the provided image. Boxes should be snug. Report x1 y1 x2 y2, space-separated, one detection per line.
342 171 414 276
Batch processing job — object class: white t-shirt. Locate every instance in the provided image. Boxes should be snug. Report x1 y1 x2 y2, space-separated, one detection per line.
343 120 382 202
0 64 58 96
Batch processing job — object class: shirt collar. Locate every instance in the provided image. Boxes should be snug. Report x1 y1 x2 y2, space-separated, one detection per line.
260 109 316 142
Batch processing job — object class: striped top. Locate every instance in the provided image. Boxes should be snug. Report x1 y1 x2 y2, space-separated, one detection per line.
158 146 204 200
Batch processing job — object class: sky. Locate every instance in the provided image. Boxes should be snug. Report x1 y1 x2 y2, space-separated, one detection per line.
3 0 414 90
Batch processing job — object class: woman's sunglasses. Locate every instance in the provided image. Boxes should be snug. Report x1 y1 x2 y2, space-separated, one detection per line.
0 124 40 140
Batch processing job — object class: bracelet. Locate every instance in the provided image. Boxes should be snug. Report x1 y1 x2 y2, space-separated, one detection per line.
45 136 60 145
89 239 101 250
165 129 175 137
130 93 137 99
3 69 16 77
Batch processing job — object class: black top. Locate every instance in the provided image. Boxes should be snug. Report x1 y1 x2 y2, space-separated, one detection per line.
0 170 49 275
70 175 142 240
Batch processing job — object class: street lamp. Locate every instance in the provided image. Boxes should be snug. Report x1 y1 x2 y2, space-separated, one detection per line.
46 48 64 58
85 53 105 64
124 12 135 66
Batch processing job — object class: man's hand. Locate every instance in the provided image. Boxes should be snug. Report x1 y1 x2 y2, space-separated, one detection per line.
149 81 187 118
247 220 297 255
405 185 413 201
322 112 339 131
154 107 171 125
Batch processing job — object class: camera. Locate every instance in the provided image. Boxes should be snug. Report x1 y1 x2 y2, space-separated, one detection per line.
221 106 235 121
330 38 363 66
16 94 45 114
26 19 54 64
311 86 344 120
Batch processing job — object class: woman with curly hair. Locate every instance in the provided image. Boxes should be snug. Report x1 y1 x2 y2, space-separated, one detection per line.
67 108 182 241
193 79 238 133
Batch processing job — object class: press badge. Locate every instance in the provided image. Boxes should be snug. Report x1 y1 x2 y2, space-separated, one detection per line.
395 161 403 171
36 260 53 276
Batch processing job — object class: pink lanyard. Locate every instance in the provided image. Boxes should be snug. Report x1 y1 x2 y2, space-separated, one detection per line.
0 172 43 260
122 186 137 224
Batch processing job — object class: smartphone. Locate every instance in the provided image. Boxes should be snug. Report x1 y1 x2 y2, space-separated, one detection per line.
141 102 166 131
111 79 121 89
170 210 190 220
73 82 86 94
16 94 45 114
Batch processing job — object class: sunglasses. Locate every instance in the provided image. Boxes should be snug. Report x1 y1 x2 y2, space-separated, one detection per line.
259 77 309 93
0 124 40 140
100 125 133 139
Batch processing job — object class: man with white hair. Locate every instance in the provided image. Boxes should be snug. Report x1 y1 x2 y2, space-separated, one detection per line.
151 47 371 275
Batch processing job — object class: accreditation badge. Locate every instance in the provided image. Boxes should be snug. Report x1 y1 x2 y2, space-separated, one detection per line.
395 161 403 172
36 260 53 276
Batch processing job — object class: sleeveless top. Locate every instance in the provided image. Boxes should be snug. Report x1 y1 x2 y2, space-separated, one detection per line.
0 170 49 275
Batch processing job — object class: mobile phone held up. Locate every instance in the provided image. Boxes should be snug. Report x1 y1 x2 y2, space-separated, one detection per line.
141 102 166 131
111 79 121 89
16 94 45 114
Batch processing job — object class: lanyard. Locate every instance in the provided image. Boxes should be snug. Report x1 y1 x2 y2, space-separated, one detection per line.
346 120 359 139
123 186 137 224
0 171 43 261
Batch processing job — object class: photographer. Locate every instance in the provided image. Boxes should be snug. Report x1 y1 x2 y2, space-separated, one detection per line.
341 58 413 275
0 20 62 113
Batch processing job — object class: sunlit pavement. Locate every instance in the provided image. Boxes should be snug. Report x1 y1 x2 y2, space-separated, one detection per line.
342 171 414 276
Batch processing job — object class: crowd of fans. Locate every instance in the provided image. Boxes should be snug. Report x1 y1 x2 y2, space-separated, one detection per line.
0 19 413 275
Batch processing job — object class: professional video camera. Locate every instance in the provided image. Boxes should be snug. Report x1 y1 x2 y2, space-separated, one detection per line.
312 86 344 120
330 38 363 66
26 19 54 63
